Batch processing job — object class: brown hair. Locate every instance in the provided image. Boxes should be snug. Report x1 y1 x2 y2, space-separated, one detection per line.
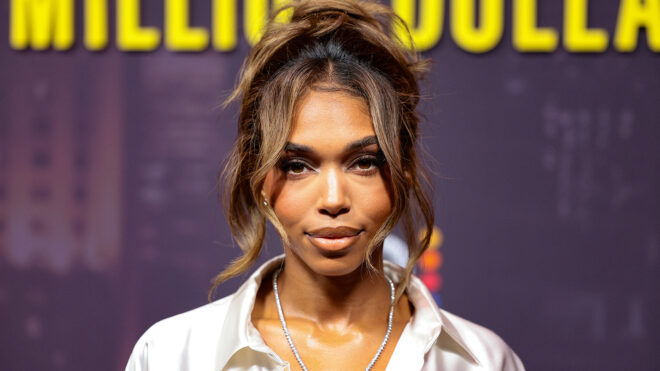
209 0 434 301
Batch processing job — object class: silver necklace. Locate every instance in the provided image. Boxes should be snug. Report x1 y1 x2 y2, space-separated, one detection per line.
272 268 395 371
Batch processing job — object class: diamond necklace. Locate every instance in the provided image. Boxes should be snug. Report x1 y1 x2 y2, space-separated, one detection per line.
272 268 395 371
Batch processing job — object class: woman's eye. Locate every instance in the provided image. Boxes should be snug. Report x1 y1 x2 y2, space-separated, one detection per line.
288 162 307 174
356 158 376 169
351 156 381 172
280 160 310 175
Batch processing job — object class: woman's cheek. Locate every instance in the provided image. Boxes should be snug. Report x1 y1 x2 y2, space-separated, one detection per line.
273 184 313 231
360 178 394 221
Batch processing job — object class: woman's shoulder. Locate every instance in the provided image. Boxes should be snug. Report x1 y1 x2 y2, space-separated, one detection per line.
144 295 233 337
125 257 285 370
431 307 525 370
384 261 524 369
125 294 236 371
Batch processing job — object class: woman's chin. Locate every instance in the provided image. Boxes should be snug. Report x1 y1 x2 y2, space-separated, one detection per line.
311 260 363 277
289 247 367 277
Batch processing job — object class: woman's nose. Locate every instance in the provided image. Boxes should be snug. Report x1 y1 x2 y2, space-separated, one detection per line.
318 167 350 217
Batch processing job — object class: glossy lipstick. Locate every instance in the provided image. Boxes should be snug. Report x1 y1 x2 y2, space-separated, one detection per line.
305 226 363 252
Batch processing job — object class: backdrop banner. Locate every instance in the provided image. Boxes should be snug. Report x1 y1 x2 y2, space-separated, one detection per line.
1 1 658 370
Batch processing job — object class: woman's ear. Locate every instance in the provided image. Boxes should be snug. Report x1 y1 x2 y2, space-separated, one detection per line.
261 173 272 206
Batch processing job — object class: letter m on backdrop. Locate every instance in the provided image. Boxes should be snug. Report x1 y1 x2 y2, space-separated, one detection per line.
10 0 74 50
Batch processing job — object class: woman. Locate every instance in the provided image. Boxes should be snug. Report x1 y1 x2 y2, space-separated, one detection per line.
126 0 524 370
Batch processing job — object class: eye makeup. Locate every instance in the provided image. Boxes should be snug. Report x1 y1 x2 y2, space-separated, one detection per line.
277 156 313 176
347 151 386 174
277 149 386 178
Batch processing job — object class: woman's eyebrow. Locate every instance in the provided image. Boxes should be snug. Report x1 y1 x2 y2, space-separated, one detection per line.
284 135 378 154
284 142 314 153
343 135 378 152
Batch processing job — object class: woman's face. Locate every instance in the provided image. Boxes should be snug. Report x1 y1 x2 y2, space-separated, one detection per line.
263 89 394 277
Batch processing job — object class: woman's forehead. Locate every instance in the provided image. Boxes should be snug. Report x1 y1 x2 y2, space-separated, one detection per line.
288 90 375 148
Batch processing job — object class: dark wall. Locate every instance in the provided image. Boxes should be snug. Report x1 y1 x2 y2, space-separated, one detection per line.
1 1 658 370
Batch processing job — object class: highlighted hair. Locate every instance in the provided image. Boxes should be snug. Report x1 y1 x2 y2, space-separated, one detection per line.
210 0 434 301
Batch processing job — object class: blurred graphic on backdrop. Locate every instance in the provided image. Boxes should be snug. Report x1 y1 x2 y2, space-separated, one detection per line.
1 0 659 370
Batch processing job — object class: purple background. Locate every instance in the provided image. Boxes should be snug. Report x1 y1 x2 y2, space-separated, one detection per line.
1 0 659 370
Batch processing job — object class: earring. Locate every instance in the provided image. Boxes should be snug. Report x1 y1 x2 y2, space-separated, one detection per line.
263 199 269 207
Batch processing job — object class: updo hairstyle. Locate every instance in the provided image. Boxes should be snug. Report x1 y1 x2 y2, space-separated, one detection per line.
210 0 434 301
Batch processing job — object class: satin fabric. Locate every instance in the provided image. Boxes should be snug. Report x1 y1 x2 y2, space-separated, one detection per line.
125 255 524 370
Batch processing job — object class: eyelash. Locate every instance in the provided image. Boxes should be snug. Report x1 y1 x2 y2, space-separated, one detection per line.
278 154 385 177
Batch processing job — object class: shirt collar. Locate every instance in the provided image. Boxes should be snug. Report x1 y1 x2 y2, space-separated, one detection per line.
383 260 480 366
216 256 285 369
216 254 479 369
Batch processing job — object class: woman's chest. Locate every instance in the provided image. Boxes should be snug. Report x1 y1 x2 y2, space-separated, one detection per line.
252 318 407 371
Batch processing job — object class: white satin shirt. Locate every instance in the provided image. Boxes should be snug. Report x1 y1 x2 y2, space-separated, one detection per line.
125 255 524 370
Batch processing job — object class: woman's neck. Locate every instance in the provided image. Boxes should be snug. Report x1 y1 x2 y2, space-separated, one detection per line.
275 249 393 330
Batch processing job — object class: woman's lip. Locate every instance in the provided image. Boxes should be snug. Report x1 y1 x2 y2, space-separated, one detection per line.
305 231 363 252
306 226 362 237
